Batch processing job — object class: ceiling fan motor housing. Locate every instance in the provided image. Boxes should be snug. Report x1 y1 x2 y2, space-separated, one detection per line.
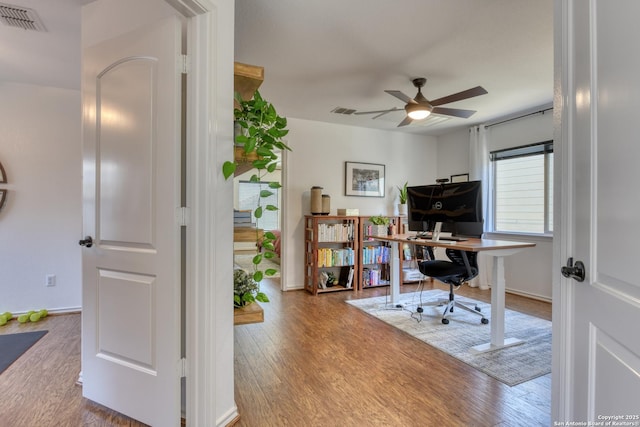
412 77 427 88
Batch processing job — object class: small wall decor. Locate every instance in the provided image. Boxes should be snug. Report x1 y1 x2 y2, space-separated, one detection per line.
0 190 6 211
0 161 6 184
450 173 469 183
345 161 385 197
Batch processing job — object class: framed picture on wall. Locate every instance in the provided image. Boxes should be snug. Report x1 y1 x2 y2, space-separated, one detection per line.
450 173 469 183
345 161 385 197
0 161 6 184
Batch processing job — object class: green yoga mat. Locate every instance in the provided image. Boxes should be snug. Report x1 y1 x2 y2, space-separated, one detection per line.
0 330 48 375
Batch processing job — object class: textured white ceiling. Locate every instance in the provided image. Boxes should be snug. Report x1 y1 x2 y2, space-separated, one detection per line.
1 0 553 137
235 0 554 135
0 0 86 90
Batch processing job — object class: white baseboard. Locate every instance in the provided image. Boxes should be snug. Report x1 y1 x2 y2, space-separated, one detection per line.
12 306 81 316
505 288 552 303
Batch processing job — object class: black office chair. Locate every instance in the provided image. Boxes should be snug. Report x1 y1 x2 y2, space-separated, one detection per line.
416 248 488 324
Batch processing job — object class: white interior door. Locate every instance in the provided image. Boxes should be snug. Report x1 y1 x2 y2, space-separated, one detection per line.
81 13 183 426
555 0 640 421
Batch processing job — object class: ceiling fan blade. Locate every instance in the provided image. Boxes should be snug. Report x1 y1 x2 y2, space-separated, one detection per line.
397 116 414 127
384 90 416 104
353 107 403 116
429 86 488 106
372 110 399 119
431 107 477 119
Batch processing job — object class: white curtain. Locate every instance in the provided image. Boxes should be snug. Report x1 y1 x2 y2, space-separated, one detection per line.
468 125 492 290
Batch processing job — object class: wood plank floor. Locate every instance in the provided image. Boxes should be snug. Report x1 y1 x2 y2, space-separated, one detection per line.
0 313 147 427
234 279 552 427
0 278 552 426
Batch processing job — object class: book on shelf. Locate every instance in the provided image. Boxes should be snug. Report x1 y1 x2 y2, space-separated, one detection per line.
316 248 354 267
234 216 253 223
338 266 355 289
317 222 354 242
233 222 256 228
362 245 390 265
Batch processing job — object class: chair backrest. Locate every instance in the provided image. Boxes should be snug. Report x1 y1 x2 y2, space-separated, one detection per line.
445 249 479 281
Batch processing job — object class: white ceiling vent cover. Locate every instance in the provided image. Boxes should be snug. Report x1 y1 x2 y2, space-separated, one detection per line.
0 3 46 31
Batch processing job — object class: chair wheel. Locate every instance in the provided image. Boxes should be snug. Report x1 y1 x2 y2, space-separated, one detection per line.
481 318 489 324
475 306 481 312
442 318 450 324
416 307 423 313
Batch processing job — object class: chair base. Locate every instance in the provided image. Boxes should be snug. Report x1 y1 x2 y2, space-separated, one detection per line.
416 292 488 325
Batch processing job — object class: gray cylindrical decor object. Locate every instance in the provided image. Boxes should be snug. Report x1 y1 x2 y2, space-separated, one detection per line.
310 186 323 214
322 194 330 215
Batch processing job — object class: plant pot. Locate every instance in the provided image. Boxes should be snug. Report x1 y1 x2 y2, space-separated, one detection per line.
371 225 387 237
398 203 407 216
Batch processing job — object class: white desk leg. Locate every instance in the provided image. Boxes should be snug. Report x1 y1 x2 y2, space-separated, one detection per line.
389 241 401 305
471 255 524 354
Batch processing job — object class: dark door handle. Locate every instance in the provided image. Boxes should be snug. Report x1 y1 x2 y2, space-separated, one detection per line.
561 257 585 282
78 236 93 248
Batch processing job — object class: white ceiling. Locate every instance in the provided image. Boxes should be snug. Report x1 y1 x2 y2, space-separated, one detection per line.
1 0 553 137
0 0 87 90
235 0 554 136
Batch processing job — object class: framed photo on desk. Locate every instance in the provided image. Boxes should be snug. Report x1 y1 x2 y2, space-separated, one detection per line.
345 161 385 197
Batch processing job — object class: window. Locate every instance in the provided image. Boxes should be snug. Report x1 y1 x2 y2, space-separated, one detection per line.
238 180 280 230
491 141 553 234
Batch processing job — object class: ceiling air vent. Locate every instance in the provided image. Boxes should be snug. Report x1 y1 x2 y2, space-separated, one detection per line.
331 107 356 115
0 2 46 32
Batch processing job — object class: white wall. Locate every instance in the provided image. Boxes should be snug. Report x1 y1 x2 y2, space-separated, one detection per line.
434 128 471 181
0 82 82 313
434 110 554 301
282 118 438 290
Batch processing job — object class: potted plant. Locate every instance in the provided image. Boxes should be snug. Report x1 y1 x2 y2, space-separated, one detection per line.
397 181 408 216
223 90 291 286
369 215 390 237
234 269 269 308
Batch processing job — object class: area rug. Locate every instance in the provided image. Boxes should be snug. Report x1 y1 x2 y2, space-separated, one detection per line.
346 290 551 386
0 330 48 375
234 253 281 278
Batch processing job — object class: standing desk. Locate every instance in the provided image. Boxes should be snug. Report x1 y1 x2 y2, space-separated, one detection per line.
370 233 536 354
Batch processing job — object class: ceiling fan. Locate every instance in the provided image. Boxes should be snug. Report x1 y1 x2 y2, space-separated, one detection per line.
355 77 488 127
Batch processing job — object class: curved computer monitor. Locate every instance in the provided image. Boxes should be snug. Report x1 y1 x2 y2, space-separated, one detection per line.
407 180 483 235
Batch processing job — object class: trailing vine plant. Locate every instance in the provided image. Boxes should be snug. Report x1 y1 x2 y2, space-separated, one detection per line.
223 90 291 285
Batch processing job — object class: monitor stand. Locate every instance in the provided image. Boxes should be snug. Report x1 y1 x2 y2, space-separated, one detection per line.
431 222 443 242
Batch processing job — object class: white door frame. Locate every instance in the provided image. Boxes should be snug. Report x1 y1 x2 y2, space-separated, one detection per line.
552 0 575 420
165 0 236 425
552 1 570 420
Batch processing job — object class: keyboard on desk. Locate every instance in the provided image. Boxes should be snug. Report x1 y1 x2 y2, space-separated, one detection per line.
433 236 468 242
415 234 468 242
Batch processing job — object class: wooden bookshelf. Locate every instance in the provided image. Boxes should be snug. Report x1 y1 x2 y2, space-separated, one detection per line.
358 216 400 290
304 215 359 295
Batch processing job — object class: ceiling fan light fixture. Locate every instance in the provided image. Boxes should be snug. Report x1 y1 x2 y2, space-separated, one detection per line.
405 104 432 120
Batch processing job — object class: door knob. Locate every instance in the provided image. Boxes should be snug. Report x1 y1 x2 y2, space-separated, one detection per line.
561 257 585 282
78 236 93 248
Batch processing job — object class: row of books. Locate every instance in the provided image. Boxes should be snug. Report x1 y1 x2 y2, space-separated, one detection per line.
317 248 355 267
362 267 390 288
234 210 255 228
317 223 355 242
361 245 390 265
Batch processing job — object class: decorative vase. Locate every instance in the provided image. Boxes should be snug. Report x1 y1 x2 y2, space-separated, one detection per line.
310 186 323 215
321 194 331 215
398 203 408 216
